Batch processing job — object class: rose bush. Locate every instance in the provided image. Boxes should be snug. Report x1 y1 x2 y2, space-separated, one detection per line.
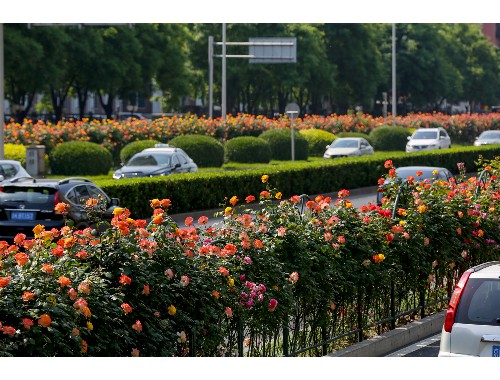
1 155 500 356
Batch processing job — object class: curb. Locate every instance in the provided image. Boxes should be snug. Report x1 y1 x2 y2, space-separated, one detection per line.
327 311 446 357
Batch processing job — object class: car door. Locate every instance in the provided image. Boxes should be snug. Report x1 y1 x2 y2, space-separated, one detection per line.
360 139 374 155
171 154 182 173
439 129 451 149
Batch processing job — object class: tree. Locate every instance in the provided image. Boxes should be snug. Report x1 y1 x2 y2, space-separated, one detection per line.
322 23 385 114
3 24 45 122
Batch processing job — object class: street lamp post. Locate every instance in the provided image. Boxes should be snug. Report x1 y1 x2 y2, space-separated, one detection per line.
0 23 4 159
392 23 397 126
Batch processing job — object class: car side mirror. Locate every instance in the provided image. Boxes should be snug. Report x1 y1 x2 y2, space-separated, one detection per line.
174 163 181 169
0 175 4 182
325 145 330 149
110 198 120 206
407 136 411 140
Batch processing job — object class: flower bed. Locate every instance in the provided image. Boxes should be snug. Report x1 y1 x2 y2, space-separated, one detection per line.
5 113 500 159
1 157 500 356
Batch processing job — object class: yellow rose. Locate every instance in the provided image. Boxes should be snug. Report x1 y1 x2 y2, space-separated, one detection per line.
261 174 269 183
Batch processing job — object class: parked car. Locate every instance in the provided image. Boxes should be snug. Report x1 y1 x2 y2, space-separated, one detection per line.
0 177 120 241
0 160 32 184
474 130 500 146
113 144 198 179
323 137 374 159
406 127 451 153
116 112 147 121
377 165 454 205
439 261 500 357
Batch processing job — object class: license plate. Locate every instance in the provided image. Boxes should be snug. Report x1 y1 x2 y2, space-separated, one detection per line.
493 345 500 357
11 211 35 221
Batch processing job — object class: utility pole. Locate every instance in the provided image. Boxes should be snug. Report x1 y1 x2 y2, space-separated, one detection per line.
392 23 396 126
221 23 227 121
0 24 4 159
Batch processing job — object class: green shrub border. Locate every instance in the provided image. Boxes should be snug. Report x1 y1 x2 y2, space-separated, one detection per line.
96 145 500 218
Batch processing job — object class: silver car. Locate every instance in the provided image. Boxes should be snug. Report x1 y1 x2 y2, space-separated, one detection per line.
474 130 500 146
439 261 500 357
113 145 198 179
406 127 451 153
0 160 32 184
323 137 374 159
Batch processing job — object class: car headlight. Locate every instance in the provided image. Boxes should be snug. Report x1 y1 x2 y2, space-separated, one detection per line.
112 172 122 179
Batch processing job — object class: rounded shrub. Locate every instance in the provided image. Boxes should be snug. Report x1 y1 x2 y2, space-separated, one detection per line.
168 135 224 168
299 129 336 157
224 136 271 163
120 139 161 164
368 126 412 151
259 129 308 160
49 141 113 176
5 144 27 166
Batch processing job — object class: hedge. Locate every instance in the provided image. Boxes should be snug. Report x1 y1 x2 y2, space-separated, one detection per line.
97 145 500 218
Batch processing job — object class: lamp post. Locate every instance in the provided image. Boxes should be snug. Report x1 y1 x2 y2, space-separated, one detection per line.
392 23 396 126
0 23 4 159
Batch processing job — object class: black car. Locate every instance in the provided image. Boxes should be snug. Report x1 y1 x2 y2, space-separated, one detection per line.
377 166 454 205
0 177 120 240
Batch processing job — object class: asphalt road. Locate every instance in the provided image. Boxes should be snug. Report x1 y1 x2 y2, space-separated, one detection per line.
385 333 441 357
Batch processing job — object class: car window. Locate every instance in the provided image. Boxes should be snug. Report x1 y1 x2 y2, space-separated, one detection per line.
0 186 55 204
171 155 180 166
481 131 500 139
455 278 500 326
127 155 159 166
66 185 91 205
412 131 438 139
331 139 358 148
177 152 189 165
439 130 448 138
88 185 109 202
0 164 18 179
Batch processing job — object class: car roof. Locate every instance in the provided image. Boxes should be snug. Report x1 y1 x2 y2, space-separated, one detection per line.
469 261 500 279
3 177 94 188
141 147 183 153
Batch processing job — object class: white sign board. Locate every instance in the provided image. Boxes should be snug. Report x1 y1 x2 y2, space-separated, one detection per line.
249 37 297 64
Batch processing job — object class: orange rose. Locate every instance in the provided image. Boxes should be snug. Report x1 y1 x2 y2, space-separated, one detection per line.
38 314 52 328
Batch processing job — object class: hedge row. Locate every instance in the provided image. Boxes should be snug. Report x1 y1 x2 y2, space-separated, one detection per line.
96 145 500 218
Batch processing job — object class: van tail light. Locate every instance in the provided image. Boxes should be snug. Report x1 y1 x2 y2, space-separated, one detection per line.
444 270 472 333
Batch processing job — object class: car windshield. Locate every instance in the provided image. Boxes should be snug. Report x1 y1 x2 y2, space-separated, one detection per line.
412 131 438 139
480 131 500 139
331 139 359 148
127 153 172 167
395 167 438 179
455 278 500 326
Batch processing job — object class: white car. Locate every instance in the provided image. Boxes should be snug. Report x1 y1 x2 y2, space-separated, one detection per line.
439 261 500 357
0 160 32 184
323 137 374 159
406 127 451 153
474 130 500 146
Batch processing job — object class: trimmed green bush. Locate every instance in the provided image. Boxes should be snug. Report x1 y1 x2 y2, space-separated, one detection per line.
49 141 113 176
259 129 308 160
168 135 224 168
224 136 271 163
5 144 27 166
299 129 337 157
368 126 412 151
120 139 161 164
